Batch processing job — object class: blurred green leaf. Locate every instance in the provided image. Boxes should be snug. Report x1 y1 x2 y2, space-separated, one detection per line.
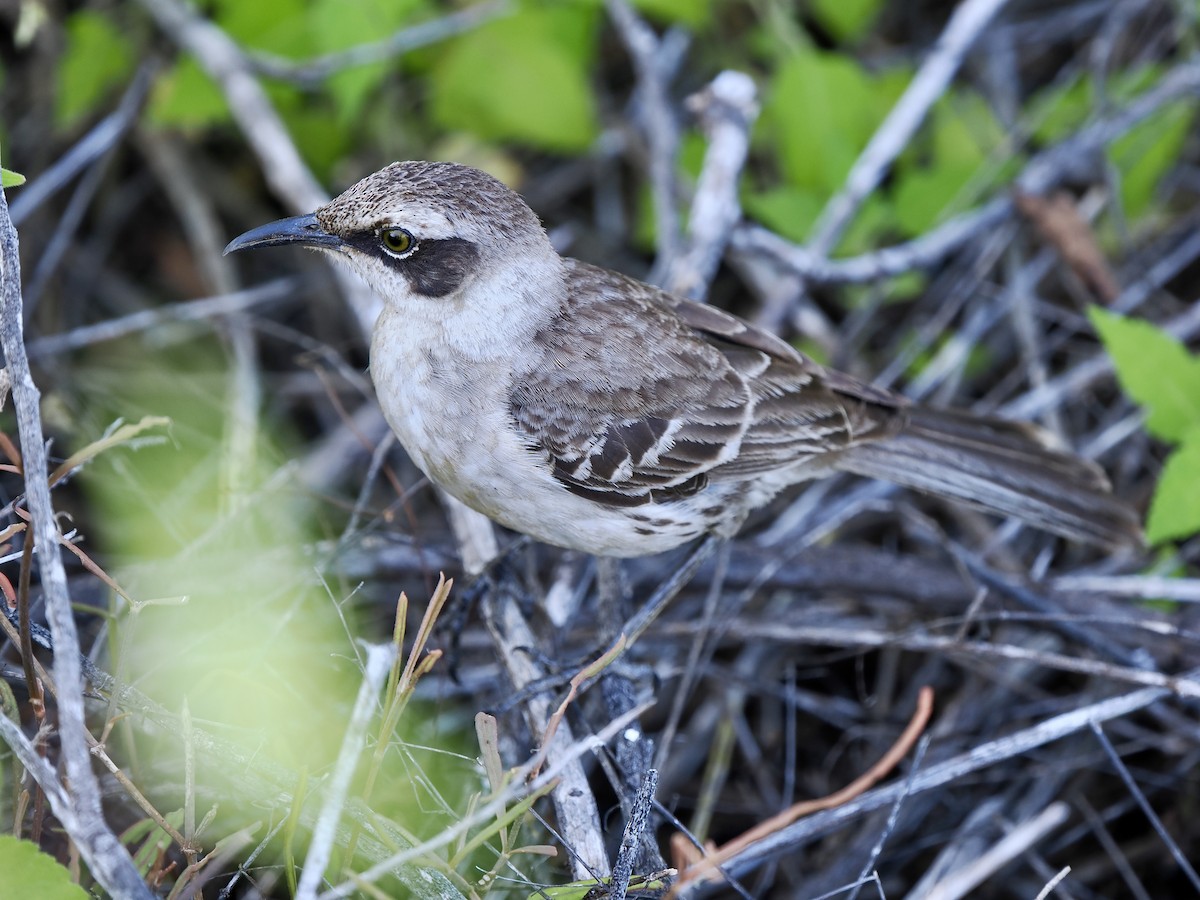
931 91 1005 167
307 0 423 122
834 192 892 255
1 167 25 188
148 56 230 129
632 0 712 27
430 6 599 152
1089 307 1200 442
1027 76 1090 144
742 185 823 243
0 836 88 900
759 48 888 193
1147 429 1200 544
1110 99 1193 222
1028 66 1166 145
278 103 349 179
213 0 309 54
891 163 977 237
56 10 135 128
809 0 883 43
890 92 1007 237
902 331 992 381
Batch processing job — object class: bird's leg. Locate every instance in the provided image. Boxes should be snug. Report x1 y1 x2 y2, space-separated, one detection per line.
595 556 632 642
622 534 722 648
594 539 720 878
444 536 532 681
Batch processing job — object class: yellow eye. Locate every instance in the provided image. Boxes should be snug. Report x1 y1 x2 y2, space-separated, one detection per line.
379 226 414 256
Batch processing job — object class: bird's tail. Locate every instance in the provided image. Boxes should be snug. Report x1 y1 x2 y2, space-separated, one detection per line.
837 407 1143 548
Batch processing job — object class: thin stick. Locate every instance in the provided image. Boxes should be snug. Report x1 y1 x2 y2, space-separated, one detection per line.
0 184 150 896
672 686 934 893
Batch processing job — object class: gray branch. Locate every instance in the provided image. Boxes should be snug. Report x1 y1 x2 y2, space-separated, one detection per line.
0 174 151 898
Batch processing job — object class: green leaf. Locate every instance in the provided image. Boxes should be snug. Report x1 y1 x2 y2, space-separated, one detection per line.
0 835 89 900
1 167 25 188
213 0 309 54
891 163 976 237
889 92 1008 237
1110 99 1194 222
1147 428 1200 544
809 0 883 42
1027 76 1091 144
430 6 599 153
56 10 136 128
1029 67 1162 145
1089 307 1200 442
759 48 889 193
306 0 423 122
632 0 712 27
147 56 230 129
742 185 822 243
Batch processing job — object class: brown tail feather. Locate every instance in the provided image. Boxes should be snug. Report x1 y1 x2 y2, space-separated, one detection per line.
837 407 1143 548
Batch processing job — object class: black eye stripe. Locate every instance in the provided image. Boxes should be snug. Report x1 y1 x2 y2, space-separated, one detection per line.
344 232 480 298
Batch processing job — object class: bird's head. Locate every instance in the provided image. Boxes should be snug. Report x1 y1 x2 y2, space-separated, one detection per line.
224 161 556 308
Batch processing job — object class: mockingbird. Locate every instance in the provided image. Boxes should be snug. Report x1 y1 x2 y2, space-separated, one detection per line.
225 161 1141 556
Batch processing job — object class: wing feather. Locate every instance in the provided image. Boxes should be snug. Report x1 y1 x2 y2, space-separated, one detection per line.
509 260 902 506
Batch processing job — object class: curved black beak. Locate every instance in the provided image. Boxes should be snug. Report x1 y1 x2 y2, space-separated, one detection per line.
223 213 344 255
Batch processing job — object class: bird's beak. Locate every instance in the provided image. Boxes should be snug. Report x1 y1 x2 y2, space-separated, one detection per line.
223 213 344 255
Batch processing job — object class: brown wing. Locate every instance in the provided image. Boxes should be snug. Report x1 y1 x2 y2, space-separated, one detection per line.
508 260 903 507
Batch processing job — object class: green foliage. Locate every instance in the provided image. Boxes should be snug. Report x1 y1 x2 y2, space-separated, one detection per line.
121 811 182 878
1090 307 1200 543
56 10 136 128
0 835 88 900
1028 67 1194 225
759 47 890 193
891 93 1009 237
633 0 713 27
1147 430 1200 545
430 5 600 153
1030 67 1160 144
147 56 231 129
808 0 884 43
742 184 823 243
1089 308 1200 442
1 167 24 188
755 50 1015 250
1110 100 1194 222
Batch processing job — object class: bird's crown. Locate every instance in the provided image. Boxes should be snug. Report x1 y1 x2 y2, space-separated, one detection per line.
315 160 544 247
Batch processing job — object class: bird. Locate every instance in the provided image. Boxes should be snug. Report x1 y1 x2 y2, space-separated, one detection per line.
224 160 1142 557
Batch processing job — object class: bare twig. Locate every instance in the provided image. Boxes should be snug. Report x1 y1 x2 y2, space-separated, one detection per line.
662 71 758 301
607 0 684 279
296 642 398 900
0 157 151 899
921 803 1071 900
610 768 659 900
24 70 153 309
807 0 1012 257
733 54 1200 283
1089 721 1200 891
8 68 152 226
135 0 380 337
672 687 934 894
482 587 611 880
26 278 299 357
719 682 1179 881
247 2 508 84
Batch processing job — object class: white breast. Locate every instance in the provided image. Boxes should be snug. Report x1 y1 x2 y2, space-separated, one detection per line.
370 304 717 556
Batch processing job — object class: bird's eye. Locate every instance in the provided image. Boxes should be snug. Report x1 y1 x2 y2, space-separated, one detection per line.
379 226 415 256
